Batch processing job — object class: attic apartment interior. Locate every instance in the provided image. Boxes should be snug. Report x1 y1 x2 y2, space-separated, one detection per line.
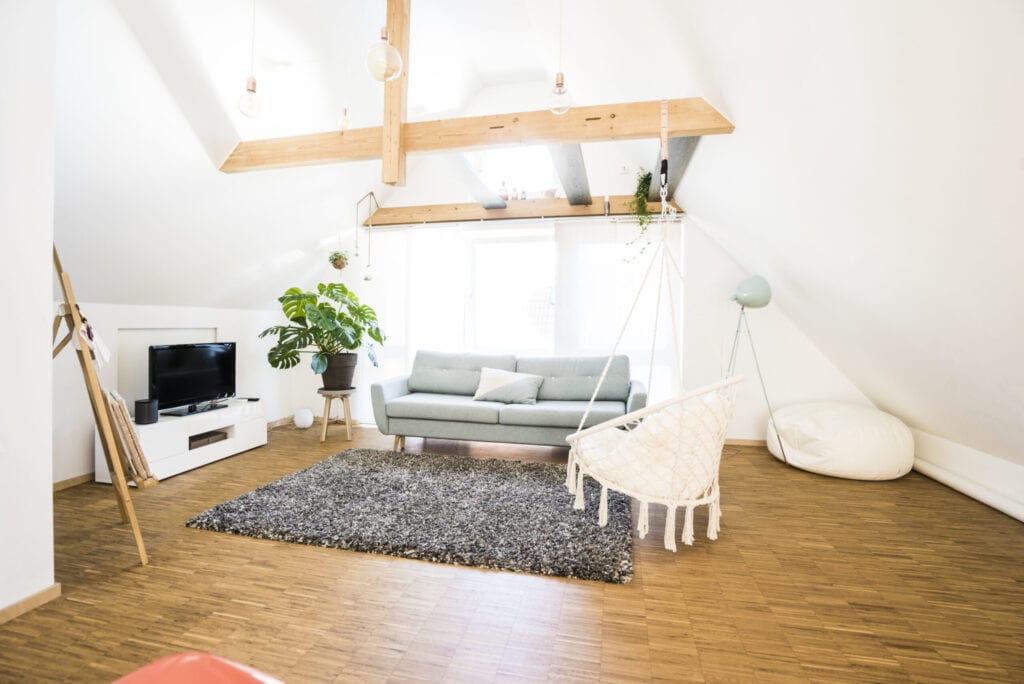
4 0 1024 682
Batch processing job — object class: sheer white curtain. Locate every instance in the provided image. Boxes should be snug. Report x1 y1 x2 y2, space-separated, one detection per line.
362 218 683 406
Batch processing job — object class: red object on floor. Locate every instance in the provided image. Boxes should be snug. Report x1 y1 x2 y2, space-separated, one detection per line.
114 652 282 684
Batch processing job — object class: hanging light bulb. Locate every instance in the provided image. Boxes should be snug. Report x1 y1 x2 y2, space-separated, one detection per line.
238 77 261 118
366 27 403 82
238 0 261 118
547 0 573 115
548 72 573 115
337 107 351 132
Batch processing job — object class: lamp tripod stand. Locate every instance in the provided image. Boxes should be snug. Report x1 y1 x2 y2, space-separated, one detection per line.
726 276 788 464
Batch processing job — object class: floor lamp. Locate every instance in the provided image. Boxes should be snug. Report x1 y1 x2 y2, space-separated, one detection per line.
726 275 788 463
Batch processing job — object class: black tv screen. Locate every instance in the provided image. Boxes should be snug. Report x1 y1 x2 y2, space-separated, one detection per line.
149 342 236 410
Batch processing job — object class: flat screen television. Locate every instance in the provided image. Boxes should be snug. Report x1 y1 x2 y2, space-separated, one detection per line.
149 342 236 413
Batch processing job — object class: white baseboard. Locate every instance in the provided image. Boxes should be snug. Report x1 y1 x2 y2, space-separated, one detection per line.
0 583 61 625
912 429 1024 523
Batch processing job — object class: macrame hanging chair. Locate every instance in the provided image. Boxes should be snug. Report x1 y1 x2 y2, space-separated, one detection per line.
565 101 744 551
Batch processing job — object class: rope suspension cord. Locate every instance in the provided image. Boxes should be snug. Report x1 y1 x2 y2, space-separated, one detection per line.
248 0 257 78
575 100 681 432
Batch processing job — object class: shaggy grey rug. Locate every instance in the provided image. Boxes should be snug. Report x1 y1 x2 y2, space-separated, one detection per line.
186 448 633 583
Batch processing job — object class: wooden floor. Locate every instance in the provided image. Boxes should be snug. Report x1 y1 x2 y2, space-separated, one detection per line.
2 426 1023 683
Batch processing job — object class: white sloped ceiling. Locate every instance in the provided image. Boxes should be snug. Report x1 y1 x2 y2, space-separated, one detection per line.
672 0 1024 465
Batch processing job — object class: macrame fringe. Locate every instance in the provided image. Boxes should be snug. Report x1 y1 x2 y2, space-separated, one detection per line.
565 452 576 494
707 499 721 540
682 505 695 546
638 501 649 538
664 505 677 552
598 486 608 526
574 469 585 510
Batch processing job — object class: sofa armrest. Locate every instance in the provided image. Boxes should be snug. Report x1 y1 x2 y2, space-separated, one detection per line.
626 380 648 415
370 375 410 434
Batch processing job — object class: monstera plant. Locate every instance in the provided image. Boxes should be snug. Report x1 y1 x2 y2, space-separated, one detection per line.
259 282 384 389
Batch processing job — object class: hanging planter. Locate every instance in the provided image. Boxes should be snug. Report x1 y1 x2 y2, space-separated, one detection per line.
329 250 350 270
626 170 653 232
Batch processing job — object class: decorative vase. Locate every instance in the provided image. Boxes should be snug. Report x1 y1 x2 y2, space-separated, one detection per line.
322 353 357 389
293 408 314 429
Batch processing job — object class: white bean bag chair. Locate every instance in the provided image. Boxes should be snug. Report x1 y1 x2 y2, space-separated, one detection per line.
766 402 914 480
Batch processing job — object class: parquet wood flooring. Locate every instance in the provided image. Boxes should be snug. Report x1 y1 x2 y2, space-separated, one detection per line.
1 426 1022 682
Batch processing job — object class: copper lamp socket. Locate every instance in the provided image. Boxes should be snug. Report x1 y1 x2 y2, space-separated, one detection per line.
380 27 390 41
245 76 257 93
555 72 565 88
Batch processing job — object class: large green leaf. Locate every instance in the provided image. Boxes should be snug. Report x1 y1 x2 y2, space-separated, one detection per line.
280 288 317 321
367 322 384 344
305 303 341 331
318 282 357 307
267 345 301 369
310 352 328 374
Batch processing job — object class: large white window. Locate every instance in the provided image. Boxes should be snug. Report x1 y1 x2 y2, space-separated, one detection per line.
369 219 683 402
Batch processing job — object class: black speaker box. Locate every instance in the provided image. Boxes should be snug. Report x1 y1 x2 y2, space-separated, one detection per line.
135 399 159 425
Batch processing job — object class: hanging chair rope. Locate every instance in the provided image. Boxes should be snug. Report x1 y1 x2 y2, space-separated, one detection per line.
576 101 677 432
566 101 743 552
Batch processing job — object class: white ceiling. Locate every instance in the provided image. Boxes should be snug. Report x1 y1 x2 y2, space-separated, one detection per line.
54 0 1024 468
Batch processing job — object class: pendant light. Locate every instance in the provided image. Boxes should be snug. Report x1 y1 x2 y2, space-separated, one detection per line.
337 107 351 132
366 27 403 82
547 0 573 115
238 0 261 117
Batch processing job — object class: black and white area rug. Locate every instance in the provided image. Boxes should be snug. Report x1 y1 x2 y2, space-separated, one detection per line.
186 448 633 583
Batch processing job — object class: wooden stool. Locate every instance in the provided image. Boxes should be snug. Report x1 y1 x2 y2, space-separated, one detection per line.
317 388 354 443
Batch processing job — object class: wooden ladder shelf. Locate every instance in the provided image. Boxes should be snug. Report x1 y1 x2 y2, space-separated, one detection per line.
52 246 151 565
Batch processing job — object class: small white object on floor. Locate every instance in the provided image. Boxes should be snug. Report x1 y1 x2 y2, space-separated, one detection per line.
293 408 314 429
767 401 914 480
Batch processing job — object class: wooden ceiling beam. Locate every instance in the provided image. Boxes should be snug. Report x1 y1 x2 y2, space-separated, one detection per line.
219 98 733 174
382 0 410 185
363 195 681 227
547 143 592 206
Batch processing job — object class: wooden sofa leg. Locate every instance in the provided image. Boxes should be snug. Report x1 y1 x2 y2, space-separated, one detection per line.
400 436 406 451
392 435 401 452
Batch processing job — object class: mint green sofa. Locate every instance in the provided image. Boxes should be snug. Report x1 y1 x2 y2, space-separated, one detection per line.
371 351 647 448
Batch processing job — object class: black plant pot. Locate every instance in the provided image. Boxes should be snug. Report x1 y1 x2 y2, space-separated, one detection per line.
322 353 357 390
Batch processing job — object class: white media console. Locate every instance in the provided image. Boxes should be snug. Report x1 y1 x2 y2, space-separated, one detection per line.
94 399 268 483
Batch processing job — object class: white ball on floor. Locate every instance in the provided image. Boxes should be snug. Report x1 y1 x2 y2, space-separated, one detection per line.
767 401 914 480
293 408 314 429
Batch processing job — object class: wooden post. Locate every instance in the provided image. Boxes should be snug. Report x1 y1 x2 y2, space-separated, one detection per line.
382 0 410 185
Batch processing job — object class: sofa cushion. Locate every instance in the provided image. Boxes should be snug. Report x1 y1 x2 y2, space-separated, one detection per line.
499 400 626 429
473 367 544 404
408 351 517 396
516 356 631 401
386 393 503 424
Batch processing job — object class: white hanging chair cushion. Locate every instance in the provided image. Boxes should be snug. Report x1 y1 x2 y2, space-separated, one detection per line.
574 390 731 503
766 402 914 480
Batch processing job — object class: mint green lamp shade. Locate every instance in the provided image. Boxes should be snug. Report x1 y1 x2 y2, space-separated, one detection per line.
732 275 772 308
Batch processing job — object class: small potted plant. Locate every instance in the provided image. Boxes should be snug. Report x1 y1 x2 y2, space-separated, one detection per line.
260 282 385 389
329 250 350 270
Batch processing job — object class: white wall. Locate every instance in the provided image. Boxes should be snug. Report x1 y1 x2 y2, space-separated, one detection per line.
683 222 870 439
52 301 292 483
0 0 57 612
671 0 1024 517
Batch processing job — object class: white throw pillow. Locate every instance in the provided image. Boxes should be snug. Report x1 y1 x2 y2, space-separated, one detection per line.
473 367 544 404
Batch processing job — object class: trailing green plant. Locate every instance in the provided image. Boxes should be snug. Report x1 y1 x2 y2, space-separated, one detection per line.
259 282 384 374
626 170 653 232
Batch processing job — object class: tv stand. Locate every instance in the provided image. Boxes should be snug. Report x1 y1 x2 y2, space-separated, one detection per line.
162 401 229 417
94 398 267 483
